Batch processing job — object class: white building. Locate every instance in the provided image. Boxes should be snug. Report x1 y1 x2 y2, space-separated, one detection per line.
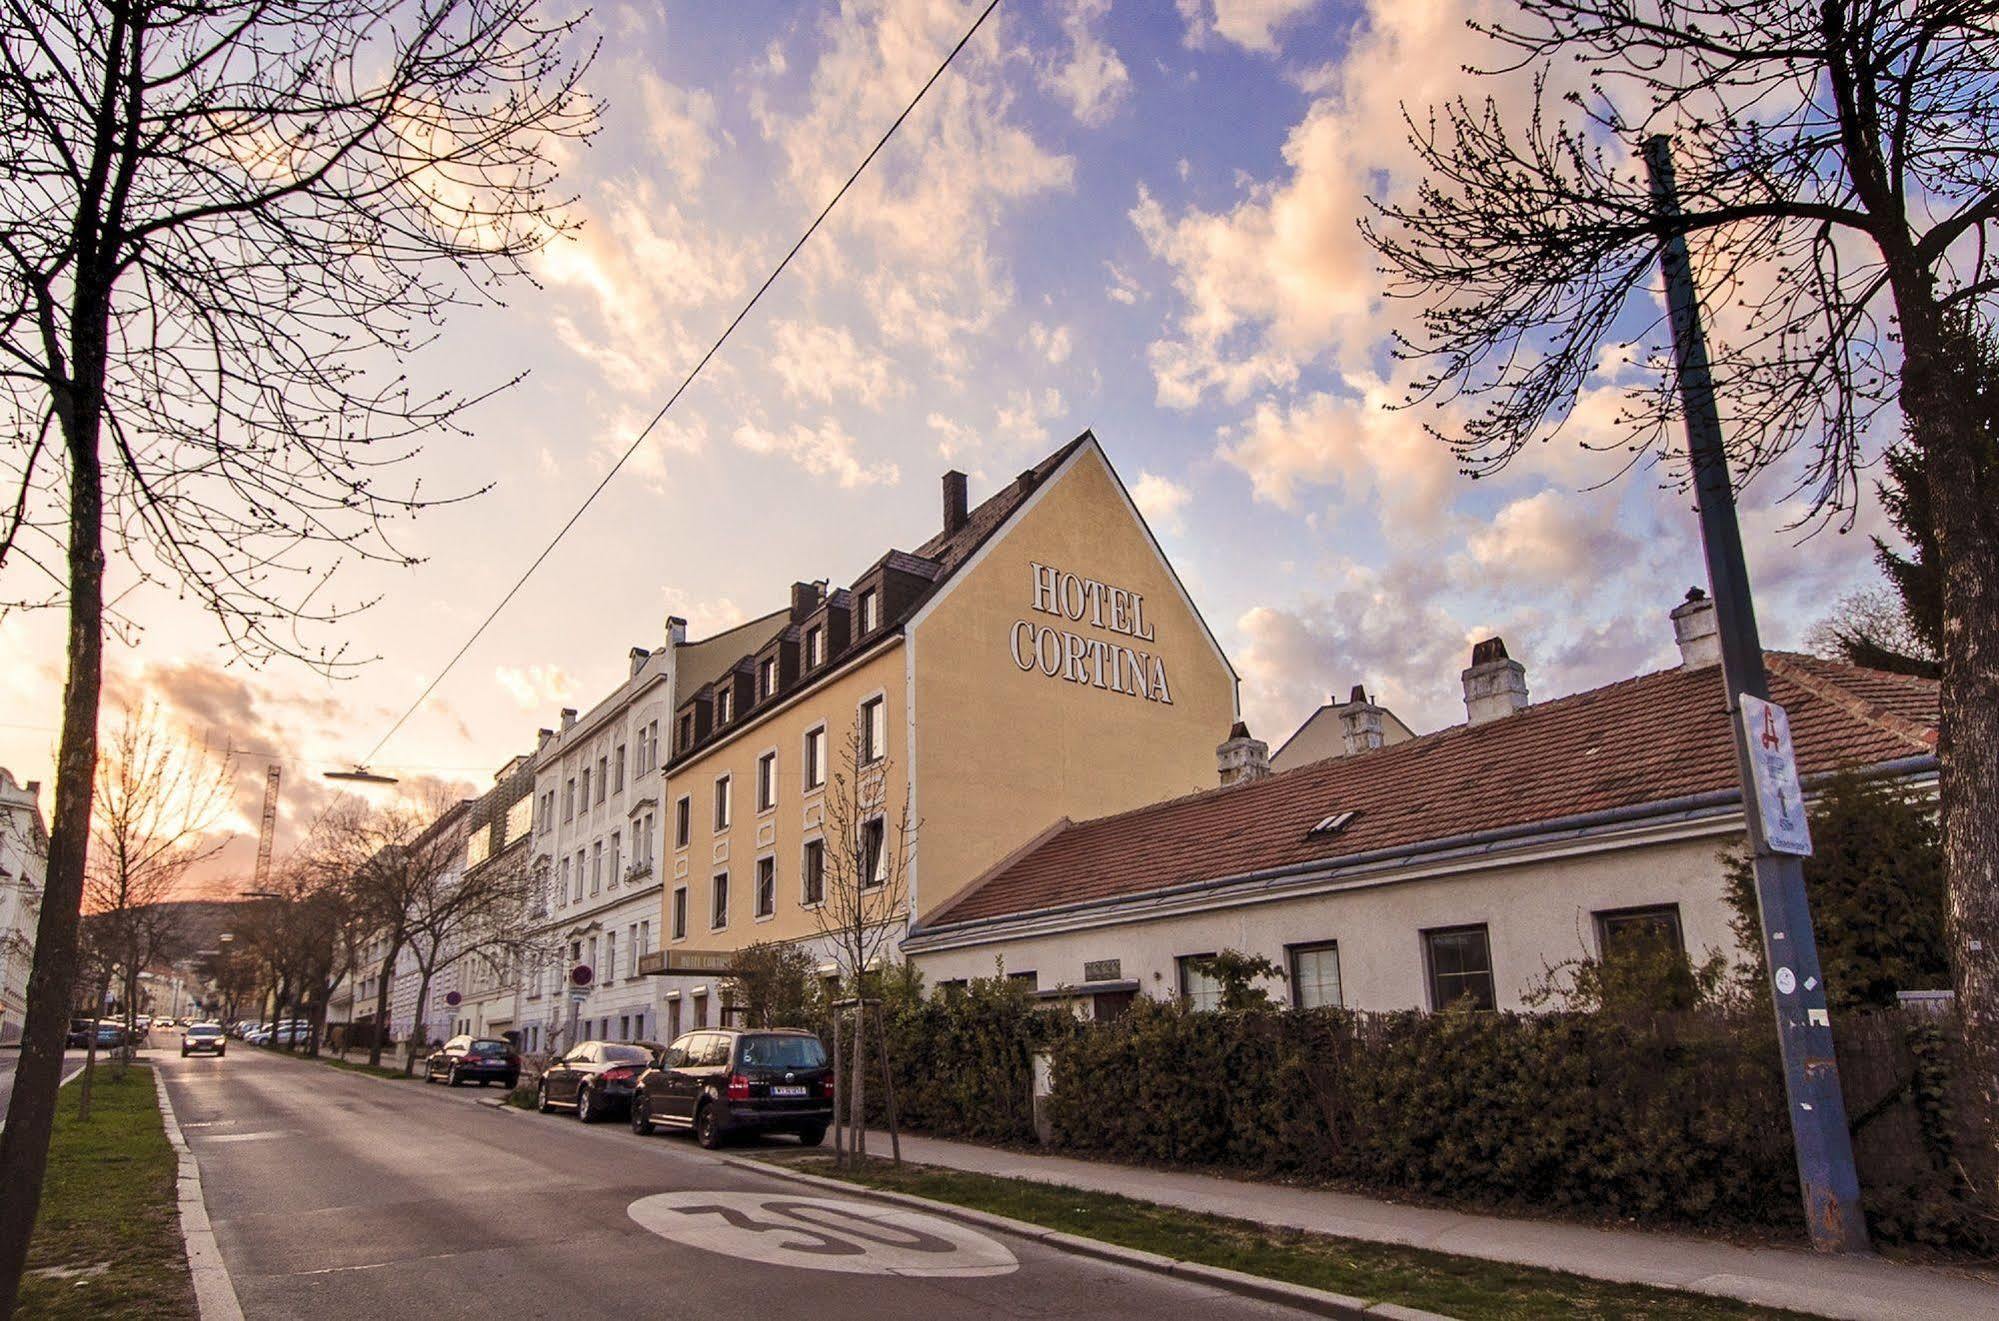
0 769 47 1045
1269 685 1416 772
907 593 1941 1018
517 613 786 1054
439 752 538 1041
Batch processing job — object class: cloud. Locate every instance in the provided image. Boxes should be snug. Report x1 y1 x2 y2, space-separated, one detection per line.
638 73 720 189
994 386 1066 451
1028 322 1073 365
731 417 900 488
1177 0 1323 54
1131 470 1193 532
662 588 752 638
1042 0 1130 126
769 319 904 408
1105 261 1144 305
1214 376 1461 529
927 411 980 460
1462 490 1644 589
494 664 579 713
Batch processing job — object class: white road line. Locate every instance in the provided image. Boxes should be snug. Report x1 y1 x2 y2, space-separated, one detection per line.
201 1130 287 1144
153 1067 248 1321
0 1059 90 1135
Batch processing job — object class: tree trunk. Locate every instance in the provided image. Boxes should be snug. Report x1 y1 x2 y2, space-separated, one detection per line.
368 937 401 1067
850 997 868 1162
405 967 435 1076
0 271 112 1316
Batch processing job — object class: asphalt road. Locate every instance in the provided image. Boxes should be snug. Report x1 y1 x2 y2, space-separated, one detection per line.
157 1044 1310 1321
0 1046 90 1129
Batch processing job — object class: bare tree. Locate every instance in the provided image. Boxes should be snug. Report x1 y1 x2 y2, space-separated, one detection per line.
84 704 232 1063
811 717 916 1165
1805 583 1939 678
1366 0 1999 1166
0 4 597 1297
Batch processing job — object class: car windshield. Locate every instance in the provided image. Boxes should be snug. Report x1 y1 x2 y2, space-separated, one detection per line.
600 1044 651 1064
738 1035 827 1069
469 1040 511 1056
187 1026 222 1037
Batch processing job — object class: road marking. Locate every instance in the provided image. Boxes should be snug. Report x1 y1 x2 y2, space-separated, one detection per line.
154 1067 248 1321
628 1191 1017 1277
201 1130 288 1144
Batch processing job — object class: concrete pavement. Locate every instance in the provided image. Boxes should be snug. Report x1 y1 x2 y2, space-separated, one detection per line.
847 1131 1999 1321
155 1046 1326 1321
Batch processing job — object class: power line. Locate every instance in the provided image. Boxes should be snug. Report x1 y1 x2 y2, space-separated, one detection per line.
360 0 1005 770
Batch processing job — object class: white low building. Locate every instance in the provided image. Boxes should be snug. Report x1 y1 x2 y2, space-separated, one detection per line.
906 593 1940 1017
0 769 47 1045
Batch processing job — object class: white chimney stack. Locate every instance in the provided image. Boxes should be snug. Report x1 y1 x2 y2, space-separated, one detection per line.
1462 638 1529 725
1338 684 1387 755
1217 721 1271 786
1670 588 1721 669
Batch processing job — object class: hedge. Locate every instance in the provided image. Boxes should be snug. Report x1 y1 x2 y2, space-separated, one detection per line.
837 979 1994 1253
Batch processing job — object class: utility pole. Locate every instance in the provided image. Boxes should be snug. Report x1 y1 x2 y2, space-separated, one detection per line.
1644 135 1869 1253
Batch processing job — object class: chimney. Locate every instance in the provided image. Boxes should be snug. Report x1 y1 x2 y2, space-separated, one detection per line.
535 728 554 751
23 780 37 798
1014 467 1040 498
560 707 578 731
942 470 969 536
1462 637 1529 725
1337 684 1387 756
1670 587 1721 669
629 646 650 678
790 581 822 622
1216 721 1271 786
665 615 687 647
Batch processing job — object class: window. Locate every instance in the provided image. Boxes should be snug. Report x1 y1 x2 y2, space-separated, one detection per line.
759 656 777 699
564 777 575 819
717 687 733 723
466 829 490 870
558 857 571 907
506 795 533 845
757 751 777 812
596 757 607 803
639 919 649 957
860 817 886 889
591 841 603 894
1177 954 1221 1011
679 713 694 753
801 838 825 906
859 588 879 634
804 726 826 790
1288 942 1343 1009
580 768 591 808
671 887 687 941
711 872 729 929
642 811 655 865
861 696 886 763
675 796 691 849
755 857 776 918
713 776 731 831
605 931 616 982
609 831 621 885
539 790 553 834
806 626 825 668
646 720 660 769
1425 925 1496 1012
1308 810 1359 837
613 744 626 792
1595 904 1685 960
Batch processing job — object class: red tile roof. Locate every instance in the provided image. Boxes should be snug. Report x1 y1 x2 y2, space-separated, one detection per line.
929 654 1938 927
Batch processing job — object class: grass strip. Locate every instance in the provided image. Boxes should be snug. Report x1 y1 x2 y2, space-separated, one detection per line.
17 1064 196 1320
776 1156 1822 1321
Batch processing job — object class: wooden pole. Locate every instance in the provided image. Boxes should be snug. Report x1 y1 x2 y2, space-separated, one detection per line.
830 1006 845 1167
874 1014 901 1164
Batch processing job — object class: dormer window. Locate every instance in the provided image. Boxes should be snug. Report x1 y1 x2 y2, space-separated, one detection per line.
806 625 825 668
859 589 879 635
1308 810 1359 837
718 687 734 723
759 656 778 700
679 713 694 751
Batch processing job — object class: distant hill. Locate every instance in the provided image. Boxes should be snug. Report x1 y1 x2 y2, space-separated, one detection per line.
143 899 256 960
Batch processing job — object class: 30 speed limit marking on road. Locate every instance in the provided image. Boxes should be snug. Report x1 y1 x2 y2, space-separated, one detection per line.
628 1191 1019 1277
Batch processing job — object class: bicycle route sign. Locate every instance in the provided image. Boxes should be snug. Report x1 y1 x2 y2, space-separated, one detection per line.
627 1191 1018 1277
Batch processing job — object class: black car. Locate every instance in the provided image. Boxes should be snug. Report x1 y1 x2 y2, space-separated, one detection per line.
535 1040 652 1121
631 1028 833 1149
181 1023 226 1057
424 1035 520 1088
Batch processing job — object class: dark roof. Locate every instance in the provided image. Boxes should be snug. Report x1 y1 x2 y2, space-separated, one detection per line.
677 609 791 695
929 653 1938 927
912 434 1090 576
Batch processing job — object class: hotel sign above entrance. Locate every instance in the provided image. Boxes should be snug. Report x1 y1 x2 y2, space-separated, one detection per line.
1009 561 1173 705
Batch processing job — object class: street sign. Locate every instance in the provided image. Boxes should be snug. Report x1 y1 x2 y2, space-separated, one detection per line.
444 991 462 1007
1740 694 1813 856
569 964 594 987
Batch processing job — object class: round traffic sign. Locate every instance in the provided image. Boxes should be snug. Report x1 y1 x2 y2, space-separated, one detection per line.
444 991 462 1006
570 964 594 988
627 1191 1016 1277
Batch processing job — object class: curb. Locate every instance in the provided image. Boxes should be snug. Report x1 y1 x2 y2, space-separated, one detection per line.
152 1066 247 1321
720 1155 1455 1321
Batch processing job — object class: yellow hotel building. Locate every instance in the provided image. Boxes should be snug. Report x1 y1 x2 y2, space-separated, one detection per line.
642 434 1237 1029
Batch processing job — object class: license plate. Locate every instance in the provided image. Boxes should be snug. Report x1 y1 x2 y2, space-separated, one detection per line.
771 1085 807 1098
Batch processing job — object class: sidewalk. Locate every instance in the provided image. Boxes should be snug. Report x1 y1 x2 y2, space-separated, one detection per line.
849 1130 1999 1321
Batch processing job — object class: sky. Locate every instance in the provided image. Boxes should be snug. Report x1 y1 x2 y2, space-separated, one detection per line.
0 0 1900 894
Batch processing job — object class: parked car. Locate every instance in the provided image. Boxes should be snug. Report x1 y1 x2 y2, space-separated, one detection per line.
423 1036 520 1088
631 1029 833 1149
534 1041 653 1121
91 1021 127 1050
181 1023 226 1057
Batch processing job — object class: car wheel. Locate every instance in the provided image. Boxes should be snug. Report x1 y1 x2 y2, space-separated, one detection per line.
577 1084 597 1123
695 1100 724 1150
796 1124 827 1148
217 1047 225 1057
537 1080 553 1114
632 1097 653 1135
448 1066 462 1087
180 1048 189 1058
502 1074 518 1091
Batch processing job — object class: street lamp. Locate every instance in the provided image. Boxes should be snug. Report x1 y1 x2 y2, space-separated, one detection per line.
325 766 398 785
